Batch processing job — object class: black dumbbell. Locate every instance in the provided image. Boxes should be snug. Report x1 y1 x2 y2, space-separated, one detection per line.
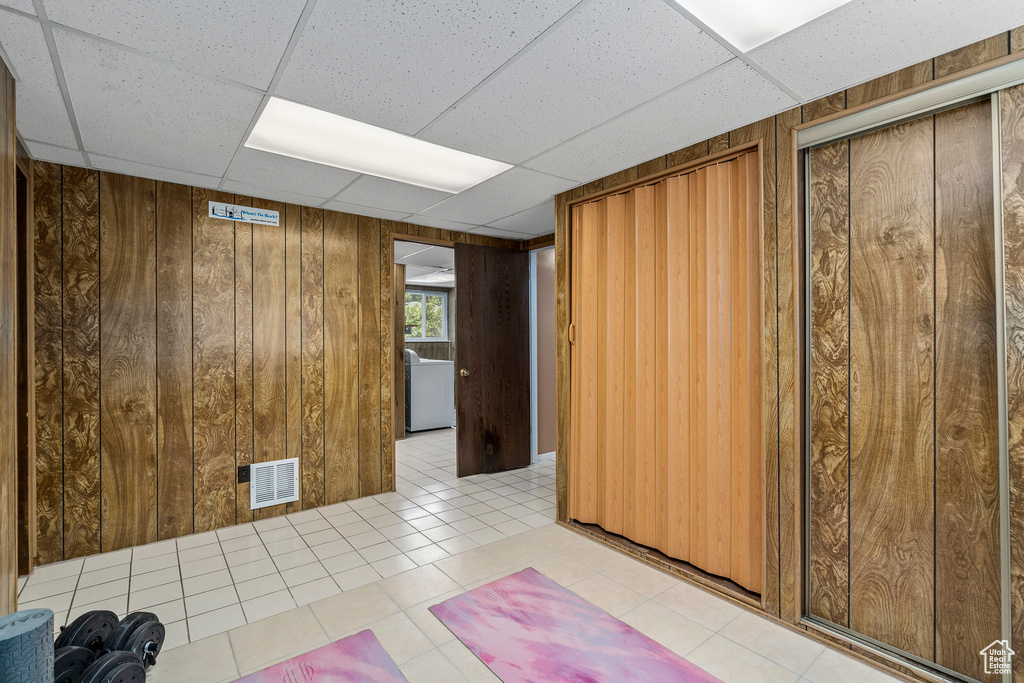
78 651 146 683
54 645 96 683
55 611 119 654
103 612 165 668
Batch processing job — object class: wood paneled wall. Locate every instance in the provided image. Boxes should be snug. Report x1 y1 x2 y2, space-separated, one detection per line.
0 62 17 615
570 152 764 594
32 165 518 563
555 28 1024 681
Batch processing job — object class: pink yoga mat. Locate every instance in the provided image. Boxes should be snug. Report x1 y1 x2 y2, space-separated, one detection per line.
430 567 722 683
236 629 407 683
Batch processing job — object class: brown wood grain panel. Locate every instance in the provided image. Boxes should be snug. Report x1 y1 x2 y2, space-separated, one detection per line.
848 116 934 660
61 166 101 558
301 207 326 507
808 140 850 626
285 206 302 466
637 156 667 178
379 220 394 493
234 196 255 523
0 68 14 609
934 100 1000 682
605 166 638 192
709 134 730 153
418 226 441 241
582 179 603 199
393 263 405 441
688 168 710 571
621 191 637 541
846 60 933 108
631 185 657 548
934 35 1009 78
555 193 569 522
323 209 357 503
1000 81 1024 683
192 188 237 533
16 145 37 575
33 161 63 564
1013 26 1024 53
802 92 846 123
602 194 625 535
666 141 710 170
253 198 290 517
155 182 193 540
358 216 382 495
99 173 158 552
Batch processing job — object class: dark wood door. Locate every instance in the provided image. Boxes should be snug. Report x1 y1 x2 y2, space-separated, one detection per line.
454 243 530 476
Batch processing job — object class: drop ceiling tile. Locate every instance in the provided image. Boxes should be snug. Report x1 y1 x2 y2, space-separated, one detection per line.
749 0 1024 101
0 13 76 148
321 199 411 222
406 215 479 233
23 139 84 166
221 179 329 208
0 1 33 15
275 0 580 135
226 147 360 201
43 0 306 89
90 154 222 189
525 60 796 184
486 200 555 236
55 29 262 177
337 175 452 215
420 167 574 225
469 226 532 241
421 0 732 163
398 246 455 269
394 241 433 261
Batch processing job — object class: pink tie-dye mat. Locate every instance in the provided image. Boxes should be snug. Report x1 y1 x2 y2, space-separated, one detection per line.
430 567 722 683
235 629 407 683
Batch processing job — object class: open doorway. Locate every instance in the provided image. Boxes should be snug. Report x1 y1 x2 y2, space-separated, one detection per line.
530 246 556 464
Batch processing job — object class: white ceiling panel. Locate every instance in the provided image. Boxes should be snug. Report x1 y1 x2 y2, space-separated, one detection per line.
23 139 84 165
43 0 306 89
221 179 329 207
469 226 533 241
486 199 555 236
406 215 480 233
0 12 76 148
420 167 575 225
55 29 263 176
398 245 455 269
749 0 1024 101
275 0 580 135
337 175 452 214
394 241 433 261
525 60 796 183
0 1 33 15
226 147 360 201
421 0 732 163
91 153 222 189
322 198 411 222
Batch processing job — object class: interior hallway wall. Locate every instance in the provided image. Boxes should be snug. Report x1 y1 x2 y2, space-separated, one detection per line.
555 27 1024 682
0 60 17 615
535 248 556 455
31 163 519 564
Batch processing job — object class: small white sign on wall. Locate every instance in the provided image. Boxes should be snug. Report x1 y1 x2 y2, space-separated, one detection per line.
208 201 280 226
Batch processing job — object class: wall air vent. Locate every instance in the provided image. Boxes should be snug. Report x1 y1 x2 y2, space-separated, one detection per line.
249 458 300 510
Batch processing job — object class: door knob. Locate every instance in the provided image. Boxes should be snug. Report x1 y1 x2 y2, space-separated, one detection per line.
460 369 469 377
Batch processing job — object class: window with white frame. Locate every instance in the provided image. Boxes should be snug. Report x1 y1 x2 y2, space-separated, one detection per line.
404 290 448 342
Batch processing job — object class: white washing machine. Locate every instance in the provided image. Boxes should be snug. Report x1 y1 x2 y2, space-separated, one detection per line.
405 350 456 431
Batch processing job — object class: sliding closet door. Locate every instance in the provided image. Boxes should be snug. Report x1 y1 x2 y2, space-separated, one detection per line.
807 99 1000 681
570 151 763 594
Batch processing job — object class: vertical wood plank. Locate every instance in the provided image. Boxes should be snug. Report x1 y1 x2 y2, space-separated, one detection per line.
379 220 394 493
808 140 851 626
933 35 1009 78
358 216 382 495
846 60 933 108
323 209 357 503
301 207 326 507
602 194 625 535
192 188 237 533
0 70 15 609
1000 82 1024 683
637 156 667 178
61 166 100 558
934 100 1001 682
155 182 193 539
234 196 254 523
33 161 63 564
802 92 846 123
666 141 710 170
621 191 637 541
285 206 302 468
99 173 157 552
848 117 935 660
709 134 730 153
1013 26 1024 54
632 185 657 547
253 198 289 516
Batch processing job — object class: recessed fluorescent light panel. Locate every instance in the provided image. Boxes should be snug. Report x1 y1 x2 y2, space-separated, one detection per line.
675 0 852 52
246 98 512 193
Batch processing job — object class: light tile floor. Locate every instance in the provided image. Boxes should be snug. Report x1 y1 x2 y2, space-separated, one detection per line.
19 429 900 682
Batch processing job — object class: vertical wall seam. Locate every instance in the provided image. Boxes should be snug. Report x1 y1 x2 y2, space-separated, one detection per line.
189 186 194 535
154 180 159 540
932 113 938 662
58 166 65 560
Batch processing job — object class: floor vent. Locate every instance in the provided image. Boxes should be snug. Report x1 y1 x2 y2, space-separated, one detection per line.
250 458 300 510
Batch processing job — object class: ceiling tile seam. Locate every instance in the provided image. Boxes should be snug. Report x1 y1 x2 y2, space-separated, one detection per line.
45 21 266 96
321 173 369 206
658 0 805 103
31 0 90 166
412 0 595 143
216 0 319 190
482 200 551 227
405 165 573 218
